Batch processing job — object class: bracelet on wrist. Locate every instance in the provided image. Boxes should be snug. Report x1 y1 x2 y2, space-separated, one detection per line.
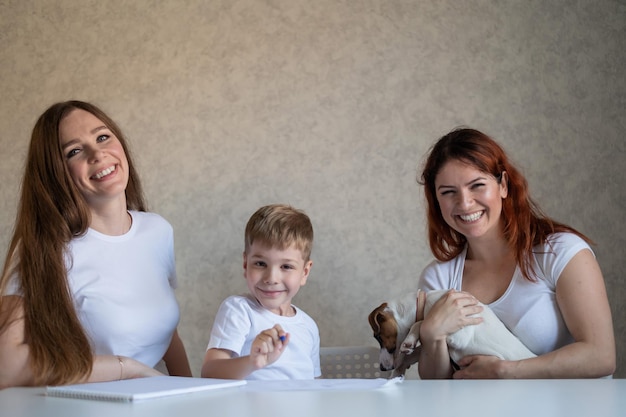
116 355 124 380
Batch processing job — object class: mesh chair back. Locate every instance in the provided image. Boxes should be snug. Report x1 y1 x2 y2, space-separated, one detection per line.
320 346 392 379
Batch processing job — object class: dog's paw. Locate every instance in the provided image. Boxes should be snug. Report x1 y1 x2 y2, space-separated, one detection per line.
400 343 415 354
400 320 422 354
391 368 405 378
400 334 418 354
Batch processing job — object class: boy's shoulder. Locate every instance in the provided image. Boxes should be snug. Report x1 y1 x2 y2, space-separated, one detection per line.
221 294 275 316
222 293 257 308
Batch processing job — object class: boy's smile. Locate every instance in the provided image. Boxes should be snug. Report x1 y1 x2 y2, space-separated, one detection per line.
243 242 312 316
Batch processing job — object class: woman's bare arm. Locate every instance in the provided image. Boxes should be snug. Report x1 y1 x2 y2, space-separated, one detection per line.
0 295 162 388
162 329 192 377
454 249 616 379
0 296 34 388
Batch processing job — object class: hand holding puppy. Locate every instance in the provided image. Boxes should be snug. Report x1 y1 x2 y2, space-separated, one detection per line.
420 289 484 343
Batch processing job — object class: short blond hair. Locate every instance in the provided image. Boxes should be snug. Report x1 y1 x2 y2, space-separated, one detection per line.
244 204 314 262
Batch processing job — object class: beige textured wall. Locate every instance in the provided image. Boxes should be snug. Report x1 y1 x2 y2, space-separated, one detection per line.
1 0 624 377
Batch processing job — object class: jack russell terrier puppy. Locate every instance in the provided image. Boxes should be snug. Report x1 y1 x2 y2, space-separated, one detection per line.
368 289 536 377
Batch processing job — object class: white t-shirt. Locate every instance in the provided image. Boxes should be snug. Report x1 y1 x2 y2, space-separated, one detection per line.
418 232 592 355
6 211 180 368
207 294 321 380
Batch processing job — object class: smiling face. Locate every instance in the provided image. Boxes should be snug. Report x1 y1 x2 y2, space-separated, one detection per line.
58 109 129 209
434 159 508 243
243 242 312 316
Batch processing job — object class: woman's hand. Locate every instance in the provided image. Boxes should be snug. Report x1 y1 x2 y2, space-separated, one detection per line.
453 355 509 379
420 290 484 343
418 290 484 379
89 355 162 382
119 357 164 379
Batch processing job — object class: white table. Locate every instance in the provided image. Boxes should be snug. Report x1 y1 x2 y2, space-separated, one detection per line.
1 378 624 417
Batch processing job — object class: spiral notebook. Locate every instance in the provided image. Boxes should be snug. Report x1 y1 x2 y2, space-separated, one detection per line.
45 376 246 402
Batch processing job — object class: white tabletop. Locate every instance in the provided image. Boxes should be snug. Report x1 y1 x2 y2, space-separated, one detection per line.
1 378 624 417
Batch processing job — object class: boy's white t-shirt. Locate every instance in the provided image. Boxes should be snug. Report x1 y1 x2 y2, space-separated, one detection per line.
5 211 180 368
208 294 321 380
419 232 591 355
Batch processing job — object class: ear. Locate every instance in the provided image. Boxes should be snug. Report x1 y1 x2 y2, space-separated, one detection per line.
242 252 248 277
499 171 509 198
368 303 388 334
300 260 313 285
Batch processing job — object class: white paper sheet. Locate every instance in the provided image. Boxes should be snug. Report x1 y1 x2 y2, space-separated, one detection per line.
243 377 403 392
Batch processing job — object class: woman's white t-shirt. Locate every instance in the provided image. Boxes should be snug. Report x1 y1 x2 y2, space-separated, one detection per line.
6 211 180 368
418 232 591 355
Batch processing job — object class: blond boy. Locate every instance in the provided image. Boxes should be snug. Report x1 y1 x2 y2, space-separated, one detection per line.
201 204 320 380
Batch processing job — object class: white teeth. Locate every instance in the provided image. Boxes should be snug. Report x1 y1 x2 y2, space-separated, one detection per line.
93 166 115 179
459 211 483 222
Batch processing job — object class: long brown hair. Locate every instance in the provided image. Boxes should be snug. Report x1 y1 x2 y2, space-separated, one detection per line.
419 127 590 281
0 100 146 385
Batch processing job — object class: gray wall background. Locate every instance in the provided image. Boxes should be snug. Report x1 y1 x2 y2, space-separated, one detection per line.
1 0 624 377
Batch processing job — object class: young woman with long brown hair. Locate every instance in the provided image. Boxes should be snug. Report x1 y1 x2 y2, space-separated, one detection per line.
417 127 615 379
0 101 191 387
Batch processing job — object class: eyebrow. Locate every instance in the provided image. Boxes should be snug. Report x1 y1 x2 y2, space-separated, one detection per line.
60 125 109 150
249 253 301 264
437 176 489 190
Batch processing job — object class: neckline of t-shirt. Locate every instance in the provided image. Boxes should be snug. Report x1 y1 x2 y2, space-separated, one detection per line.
86 211 138 242
459 245 519 308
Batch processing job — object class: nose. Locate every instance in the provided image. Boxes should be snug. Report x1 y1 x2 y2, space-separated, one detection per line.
458 189 474 209
263 267 279 284
85 147 105 163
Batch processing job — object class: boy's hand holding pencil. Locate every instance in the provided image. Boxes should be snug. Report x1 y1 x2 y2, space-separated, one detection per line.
250 324 289 370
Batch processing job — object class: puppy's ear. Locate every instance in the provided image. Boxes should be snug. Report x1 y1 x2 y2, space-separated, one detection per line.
368 303 388 334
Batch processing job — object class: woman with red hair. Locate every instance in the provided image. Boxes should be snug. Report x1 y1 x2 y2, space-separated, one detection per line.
417 128 615 379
